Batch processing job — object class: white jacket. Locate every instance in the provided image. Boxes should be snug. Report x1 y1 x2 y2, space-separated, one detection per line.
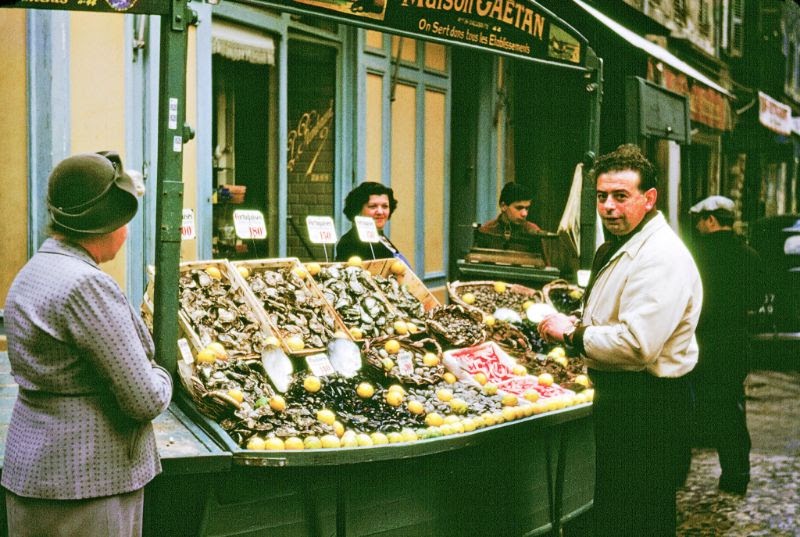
582 212 702 378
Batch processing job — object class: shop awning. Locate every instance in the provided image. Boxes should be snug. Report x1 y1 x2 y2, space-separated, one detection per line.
212 21 275 66
573 0 732 98
758 91 793 135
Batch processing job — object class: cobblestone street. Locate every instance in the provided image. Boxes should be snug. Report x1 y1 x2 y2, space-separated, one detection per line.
677 369 800 536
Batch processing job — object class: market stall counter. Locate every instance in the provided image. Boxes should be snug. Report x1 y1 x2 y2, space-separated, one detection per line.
0 351 232 537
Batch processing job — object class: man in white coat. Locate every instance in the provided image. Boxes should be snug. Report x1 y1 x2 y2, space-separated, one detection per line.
538 144 702 537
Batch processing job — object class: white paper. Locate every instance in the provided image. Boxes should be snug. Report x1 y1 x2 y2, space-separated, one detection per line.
180 208 196 240
354 216 380 243
233 209 267 239
306 216 338 244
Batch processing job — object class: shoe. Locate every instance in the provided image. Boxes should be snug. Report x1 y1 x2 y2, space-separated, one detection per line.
719 477 748 496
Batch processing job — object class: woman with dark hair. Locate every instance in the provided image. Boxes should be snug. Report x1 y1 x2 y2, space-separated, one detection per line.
335 181 408 264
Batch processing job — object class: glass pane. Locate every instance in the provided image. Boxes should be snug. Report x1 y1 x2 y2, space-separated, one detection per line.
424 89 446 274
366 72 383 182
425 42 447 72
390 83 417 268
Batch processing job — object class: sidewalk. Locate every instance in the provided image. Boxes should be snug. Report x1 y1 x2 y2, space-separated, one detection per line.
677 369 800 536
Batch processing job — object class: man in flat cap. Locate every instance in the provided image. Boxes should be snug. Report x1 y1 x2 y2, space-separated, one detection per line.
2 152 172 536
689 195 764 495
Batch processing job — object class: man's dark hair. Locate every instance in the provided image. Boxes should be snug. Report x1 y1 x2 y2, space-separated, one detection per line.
697 209 735 228
343 181 398 221
499 182 533 205
590 144 658 191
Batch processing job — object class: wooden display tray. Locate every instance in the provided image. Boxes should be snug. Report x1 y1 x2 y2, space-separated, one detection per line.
362 258 441 313
231 258 353 356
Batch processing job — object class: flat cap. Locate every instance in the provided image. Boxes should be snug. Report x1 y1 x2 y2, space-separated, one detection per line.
689 195 735 214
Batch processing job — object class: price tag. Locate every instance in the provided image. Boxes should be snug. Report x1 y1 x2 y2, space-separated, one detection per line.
180 208 196 240
178 338 194 364
233 209 267 239
354 216 380 243
199 333 212 348
397 350 415 375
306 353 336 377
306 216 338 244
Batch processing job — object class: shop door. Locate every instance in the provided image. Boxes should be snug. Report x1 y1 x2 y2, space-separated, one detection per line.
212 55 275 259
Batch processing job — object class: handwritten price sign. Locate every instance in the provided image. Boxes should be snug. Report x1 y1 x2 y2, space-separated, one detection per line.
306 216 338 244
180 208 196 240
233 210 267 240
354 216 380 243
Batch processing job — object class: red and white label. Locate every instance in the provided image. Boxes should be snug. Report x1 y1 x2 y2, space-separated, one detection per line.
354 216 380 243
306 216 338 244
233 209 267 240
180 208 196 240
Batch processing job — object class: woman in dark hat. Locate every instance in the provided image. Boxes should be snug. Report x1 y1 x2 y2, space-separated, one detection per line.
335 181 409 265
2 152 172 537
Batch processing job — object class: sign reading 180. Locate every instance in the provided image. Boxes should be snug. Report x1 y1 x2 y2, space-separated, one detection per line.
0 0 170 15
233 210 267 240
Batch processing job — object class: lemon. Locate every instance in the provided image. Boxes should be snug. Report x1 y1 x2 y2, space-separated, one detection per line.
206 342 228 360
501 393 519 407
473 372 488 385
512 364 528 376
406 323 420 334
227 389 244 403
400 428 418 442
444 415 460 425
436 388 453 402
304 436 322 449
370 432 389 445
236 266 251 279
569 289 584 300
439 424 455 436
461 292 476 305
347 256 363 268
450 421 465 434
493 281 507 293
482 412 496 426
523 389 540 402
502 407 517 422
306 262 322 276
264 437 285 450
341 430 358 447
385 390 404 407
554 356 569 368
522 300 535 310
387 431 404 444
317 408 336 425
538 373 554 387
293 266 308 279
381 358 396 371
390 260 406 275
356 433 373 447
384 339 401 354
246 436 266 450
548 346 566 359
483 383 498 396
320 435 341 449
462 418 476 432
443 372 457 384
356 382 375 399
422 352 440 367
304 375 322 393
286 335 305 352
407 400 425 415
388 384 407 394
333 421 345 437
483 315 496 327
265 336 281 347
349 327 364 339
195 348 217 364
393 320 409 335
574 374 590 388
284 437 304 450
269 395 287 412
449 398 468 414
205 266 222 280
584 389 595 401
425 412 444 427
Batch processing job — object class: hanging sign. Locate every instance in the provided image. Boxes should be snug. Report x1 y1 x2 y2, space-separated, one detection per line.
250 0 586 66
180 208 196 241
306 216 338 244
233 209 267 240
759 91 792 136
354 216 380 243
0 0 169 15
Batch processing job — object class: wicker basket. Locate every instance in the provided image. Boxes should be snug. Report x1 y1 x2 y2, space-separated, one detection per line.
485 321 534 358
363 258 441 313
447 280 544 316
363 335 444 386
542 279 585 314
232 258 353 355
426 304 486 348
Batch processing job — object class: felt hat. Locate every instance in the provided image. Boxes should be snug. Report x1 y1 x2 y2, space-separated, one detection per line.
47 151 140 235
689 195 735 215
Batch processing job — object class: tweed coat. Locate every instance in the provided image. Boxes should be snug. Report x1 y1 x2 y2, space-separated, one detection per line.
2 238 172 500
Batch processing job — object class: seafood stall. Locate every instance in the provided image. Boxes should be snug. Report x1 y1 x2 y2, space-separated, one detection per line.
158 257 595 536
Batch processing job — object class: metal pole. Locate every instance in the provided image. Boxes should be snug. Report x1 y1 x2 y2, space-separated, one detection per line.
580 48 603 268
153 0 192 375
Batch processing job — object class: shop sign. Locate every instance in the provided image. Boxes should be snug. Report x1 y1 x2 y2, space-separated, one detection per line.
180 208 196 241
251 0 586 66
0 0 169 15
306 216 338 244
233 209 267 240
354 216 380 243
759 91 792 136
